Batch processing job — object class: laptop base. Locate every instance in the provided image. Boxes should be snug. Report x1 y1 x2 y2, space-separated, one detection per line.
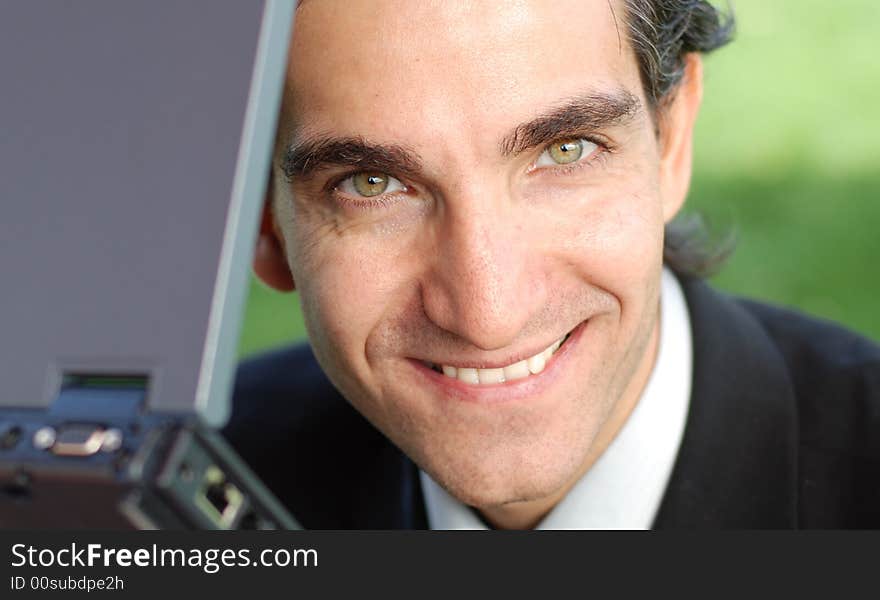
0 382 298 530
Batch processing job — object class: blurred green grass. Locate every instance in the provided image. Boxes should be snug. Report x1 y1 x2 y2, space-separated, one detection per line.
689 0 880 341
238 0 880 357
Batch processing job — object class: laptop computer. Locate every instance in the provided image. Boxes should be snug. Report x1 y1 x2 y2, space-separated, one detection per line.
0 1 300 529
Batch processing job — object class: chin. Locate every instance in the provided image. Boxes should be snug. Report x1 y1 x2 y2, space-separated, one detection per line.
417 427 594 510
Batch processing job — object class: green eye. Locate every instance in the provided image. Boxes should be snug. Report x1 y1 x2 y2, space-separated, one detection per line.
535 138 599 169
352 172 390 197
339 171 406 200
547 139 584 164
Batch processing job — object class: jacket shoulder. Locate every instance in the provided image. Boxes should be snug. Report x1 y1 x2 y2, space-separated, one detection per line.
227 343 351 431
736 298 880 453
665 277 880 528
739 298 880 374
223 344 394 528
736 297 880 527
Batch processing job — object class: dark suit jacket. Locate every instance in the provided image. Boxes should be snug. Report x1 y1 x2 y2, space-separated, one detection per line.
223 277 880 528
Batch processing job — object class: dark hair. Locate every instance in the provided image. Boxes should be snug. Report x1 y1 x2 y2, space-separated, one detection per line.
623 0 736 277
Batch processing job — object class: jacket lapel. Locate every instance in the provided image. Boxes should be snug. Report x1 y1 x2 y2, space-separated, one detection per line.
652 277 798 528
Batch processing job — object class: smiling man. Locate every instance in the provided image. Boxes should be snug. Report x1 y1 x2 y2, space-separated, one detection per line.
224 0 880 529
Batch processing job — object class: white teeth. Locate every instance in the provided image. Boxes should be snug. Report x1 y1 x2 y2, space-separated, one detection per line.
527 353 546 374
478 368 505 384
503 360 530 381
457 368 479 385
435 334 567 385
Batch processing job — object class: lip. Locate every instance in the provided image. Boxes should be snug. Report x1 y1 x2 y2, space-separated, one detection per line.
408 319 589 404
416 330 571 371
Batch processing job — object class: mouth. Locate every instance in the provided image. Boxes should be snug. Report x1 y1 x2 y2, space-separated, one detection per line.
419 325 580 386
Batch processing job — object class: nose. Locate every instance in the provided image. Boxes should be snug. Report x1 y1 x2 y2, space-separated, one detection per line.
420 192 547 351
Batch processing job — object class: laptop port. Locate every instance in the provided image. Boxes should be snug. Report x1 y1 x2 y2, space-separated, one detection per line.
196 465 244 528
0 425 22 450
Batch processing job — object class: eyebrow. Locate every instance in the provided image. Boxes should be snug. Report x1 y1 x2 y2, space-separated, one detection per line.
280 136 423 181
280 89 641 180
500 90 641 156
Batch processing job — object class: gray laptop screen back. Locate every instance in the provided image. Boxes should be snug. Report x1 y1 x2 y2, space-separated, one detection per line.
0 2 294 426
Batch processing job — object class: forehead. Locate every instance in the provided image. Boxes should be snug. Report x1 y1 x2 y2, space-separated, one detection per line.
286 0 640 143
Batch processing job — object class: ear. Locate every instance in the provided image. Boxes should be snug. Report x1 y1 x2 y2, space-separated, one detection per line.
252 179 296 292
658 53 704 223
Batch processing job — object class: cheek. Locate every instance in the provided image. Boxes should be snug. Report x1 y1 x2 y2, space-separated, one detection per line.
589 191 664 280
546 175 666 290
284 208 417 374
297 246 382 360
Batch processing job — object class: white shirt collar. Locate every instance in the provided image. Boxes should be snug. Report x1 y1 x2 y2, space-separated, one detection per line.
420 267 693 529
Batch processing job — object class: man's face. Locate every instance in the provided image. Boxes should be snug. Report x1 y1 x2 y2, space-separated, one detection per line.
266 0 697 520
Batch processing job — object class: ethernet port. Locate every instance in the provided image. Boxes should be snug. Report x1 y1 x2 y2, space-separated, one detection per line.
197 465 245 529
